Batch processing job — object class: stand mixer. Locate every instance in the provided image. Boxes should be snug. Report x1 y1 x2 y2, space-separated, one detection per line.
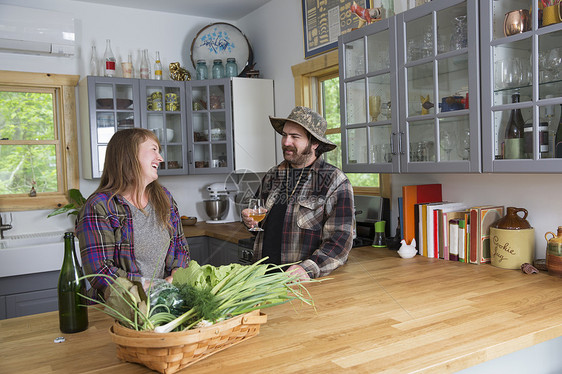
204 182 240 223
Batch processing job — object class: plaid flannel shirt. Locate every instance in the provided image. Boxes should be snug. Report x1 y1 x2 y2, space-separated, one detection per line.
253 158 355 278
75 187 189 295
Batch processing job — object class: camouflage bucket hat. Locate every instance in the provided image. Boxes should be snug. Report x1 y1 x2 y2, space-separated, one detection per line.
269 106 337 151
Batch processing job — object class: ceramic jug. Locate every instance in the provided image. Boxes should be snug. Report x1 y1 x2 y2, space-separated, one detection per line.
545 226 562 276
490 207 534 269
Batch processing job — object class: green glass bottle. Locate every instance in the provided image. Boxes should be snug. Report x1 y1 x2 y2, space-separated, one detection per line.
58 232 88 333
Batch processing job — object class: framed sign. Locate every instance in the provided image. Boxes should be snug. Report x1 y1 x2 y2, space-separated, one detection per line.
302 0 371 59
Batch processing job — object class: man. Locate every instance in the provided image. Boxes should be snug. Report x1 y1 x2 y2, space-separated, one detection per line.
241 106 355 280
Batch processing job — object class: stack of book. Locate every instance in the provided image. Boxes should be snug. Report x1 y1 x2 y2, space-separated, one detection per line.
401 184 504 264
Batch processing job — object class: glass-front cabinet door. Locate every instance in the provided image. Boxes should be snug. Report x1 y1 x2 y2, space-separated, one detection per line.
186 79 233 174
481 0 562 172
140 80 187 175
397 0 480 173
81 76 140 179
339 18 398 173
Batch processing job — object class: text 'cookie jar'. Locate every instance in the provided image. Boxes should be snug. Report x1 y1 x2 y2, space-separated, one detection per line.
490 207 534 269
545 226 562 276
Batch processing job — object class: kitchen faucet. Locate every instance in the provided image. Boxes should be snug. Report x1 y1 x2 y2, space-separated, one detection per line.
0 214 12 239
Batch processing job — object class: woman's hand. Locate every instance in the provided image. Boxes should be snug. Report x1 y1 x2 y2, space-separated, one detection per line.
164 268 179 284
286 265 310 282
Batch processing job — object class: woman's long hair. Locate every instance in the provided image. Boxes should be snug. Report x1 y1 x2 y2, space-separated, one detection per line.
95 128 171 230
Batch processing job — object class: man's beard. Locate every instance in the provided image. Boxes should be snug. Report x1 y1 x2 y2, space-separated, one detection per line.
283 142 315 168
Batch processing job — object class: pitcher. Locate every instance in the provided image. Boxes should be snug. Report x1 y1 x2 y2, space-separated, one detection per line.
545 226 562 276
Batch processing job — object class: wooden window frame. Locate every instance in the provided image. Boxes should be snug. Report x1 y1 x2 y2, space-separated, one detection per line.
291 51 391 198
0 70 80 211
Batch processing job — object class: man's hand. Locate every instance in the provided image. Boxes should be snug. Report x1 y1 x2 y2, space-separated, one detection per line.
286 264 310 281
241 207 266 230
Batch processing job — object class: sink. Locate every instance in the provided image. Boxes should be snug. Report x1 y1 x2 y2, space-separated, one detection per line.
0 231 79 278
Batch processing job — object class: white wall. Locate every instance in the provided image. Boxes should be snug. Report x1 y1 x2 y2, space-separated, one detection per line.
2 0 562 260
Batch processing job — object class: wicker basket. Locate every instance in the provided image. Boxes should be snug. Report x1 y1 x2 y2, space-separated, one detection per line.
108 310 267 374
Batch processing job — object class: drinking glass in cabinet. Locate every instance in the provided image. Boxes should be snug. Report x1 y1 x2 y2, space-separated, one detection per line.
344 39 365 78
367 30 390 72
347 128 368 164
368 74 391 122
345 80 367 124
406 15 433 61
369 125 392 163
439 116 470 162
436 3 468 54
408 119 434 161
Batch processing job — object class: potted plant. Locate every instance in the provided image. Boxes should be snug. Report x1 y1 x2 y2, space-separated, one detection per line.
47 188 86 218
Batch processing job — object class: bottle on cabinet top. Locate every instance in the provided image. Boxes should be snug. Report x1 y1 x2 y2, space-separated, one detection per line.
196 60 208 80
226 58 238 78
89 45 98 76
103 39 116 77
212 59 224 79
154 51 162 80
140 49 150 79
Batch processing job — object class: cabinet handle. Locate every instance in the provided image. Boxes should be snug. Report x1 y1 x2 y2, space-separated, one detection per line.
391 132 397 155
188 150 192 164
399 131 405 155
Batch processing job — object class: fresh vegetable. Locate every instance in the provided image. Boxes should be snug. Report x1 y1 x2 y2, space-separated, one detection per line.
80 257 322 332
154 258 319 333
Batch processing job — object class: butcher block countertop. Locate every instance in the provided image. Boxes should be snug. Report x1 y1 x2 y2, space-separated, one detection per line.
2 247 562 373
182 221 251 243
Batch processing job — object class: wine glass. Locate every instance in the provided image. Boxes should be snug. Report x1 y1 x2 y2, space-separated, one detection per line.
248 198 266 232
441 131 455 161
369 95 381 122
458 128 471 160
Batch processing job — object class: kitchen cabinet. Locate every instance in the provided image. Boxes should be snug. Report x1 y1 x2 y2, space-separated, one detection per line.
338 0 481 173
186 236 209 264
79 76 141 179
80 77 275 179
186 236 241 266
186 77 276 174
139 80 188 175
0 270 59 320
480 0 562 172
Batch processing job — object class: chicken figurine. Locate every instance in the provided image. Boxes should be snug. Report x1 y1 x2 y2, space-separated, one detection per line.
350 1 382 27
397 238 417 258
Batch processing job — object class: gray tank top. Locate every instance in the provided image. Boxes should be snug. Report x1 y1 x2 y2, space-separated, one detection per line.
125 200 170 280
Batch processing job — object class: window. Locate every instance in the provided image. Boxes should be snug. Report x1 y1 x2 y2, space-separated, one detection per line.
0 71 80 211
292 51 390 197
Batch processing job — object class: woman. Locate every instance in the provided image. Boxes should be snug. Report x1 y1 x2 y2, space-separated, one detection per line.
75 128 189 298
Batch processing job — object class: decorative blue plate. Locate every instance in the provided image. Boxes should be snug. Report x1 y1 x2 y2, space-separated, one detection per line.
190 22 253 76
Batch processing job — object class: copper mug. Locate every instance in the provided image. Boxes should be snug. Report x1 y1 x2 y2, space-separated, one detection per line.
504 9 531 37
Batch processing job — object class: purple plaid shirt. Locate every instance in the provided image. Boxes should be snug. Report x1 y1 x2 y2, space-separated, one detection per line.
75 187 189 294
253 158 355 278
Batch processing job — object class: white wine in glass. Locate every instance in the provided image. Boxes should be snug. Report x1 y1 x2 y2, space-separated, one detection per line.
248 198 266 232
